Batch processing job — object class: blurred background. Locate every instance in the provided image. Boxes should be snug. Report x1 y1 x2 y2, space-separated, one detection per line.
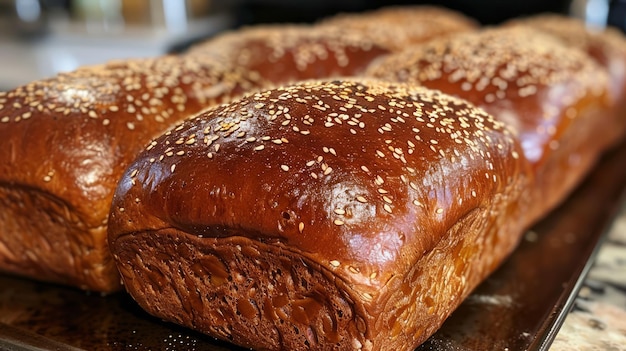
0 0 625 91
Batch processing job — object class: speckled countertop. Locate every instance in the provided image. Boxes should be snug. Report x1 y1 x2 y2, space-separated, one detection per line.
552 202 626 350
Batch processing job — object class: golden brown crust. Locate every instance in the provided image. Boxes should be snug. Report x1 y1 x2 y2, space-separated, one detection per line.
0 55 262 291
505 14 626 146
318 5 480 51
366 26 612 222
188 25 391 84
108 79 530 350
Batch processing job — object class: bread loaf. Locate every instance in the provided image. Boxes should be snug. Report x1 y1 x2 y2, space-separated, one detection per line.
0 19 408 292
0 55 264 292
107 79 530 350
365 27 612 223
318 5 479 51
187 25 391 84
505 14 626 148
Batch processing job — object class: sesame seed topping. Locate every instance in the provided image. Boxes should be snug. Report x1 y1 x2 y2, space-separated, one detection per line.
299 222 305 233
280 165 289 171
330 260 340 267
334 219 345 226
357 196 367 203
383 204 392 213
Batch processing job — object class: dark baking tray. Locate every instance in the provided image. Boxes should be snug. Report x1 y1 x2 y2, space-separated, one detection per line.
1 140 625 351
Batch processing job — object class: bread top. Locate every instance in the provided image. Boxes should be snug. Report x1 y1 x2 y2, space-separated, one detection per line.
318 5 479 51
0 55 260 228
505 14 626 100
187 25 391 84
108 79 528 292
366 27 610 164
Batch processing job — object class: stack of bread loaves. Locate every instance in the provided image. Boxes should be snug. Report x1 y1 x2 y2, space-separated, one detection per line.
0 5 625 350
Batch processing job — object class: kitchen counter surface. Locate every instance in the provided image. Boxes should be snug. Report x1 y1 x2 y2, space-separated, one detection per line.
552 201 626 350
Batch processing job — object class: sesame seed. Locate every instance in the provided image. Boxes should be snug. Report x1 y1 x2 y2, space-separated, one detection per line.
375 175 384 185
170 164 176 172
436 208 444 214
330 260 340 267
299 222 305 233
334 208 346 215
254 145 265 151
383 204 392 213
334 219 345 226
281 165 289 171
357 196 367 203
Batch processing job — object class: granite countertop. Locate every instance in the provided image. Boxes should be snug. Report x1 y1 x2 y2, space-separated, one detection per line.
552 201 626 350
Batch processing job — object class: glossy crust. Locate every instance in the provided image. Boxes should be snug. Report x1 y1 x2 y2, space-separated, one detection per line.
0 55 262 292
108 79 530 350
188 25 392 84
366 27 612 223
318 5 479 51
506 14 626 147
